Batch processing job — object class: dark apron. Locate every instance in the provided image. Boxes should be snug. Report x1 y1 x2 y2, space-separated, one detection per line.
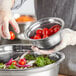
35 0 76 75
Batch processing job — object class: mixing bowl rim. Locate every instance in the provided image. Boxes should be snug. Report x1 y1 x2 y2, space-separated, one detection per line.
0 44 65 72
25 17 64 41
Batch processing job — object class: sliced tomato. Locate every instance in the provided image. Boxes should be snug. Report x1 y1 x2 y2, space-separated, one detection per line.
18 58 26 65
11 60 17 65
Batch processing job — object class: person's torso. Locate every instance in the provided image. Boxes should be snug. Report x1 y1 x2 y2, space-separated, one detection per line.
35 0 76 29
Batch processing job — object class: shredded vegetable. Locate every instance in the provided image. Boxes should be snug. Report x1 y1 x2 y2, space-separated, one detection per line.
8 63 16 69
16 64 30 68
0 63 5 69
0 52 56 69
35 56 55 67
25 54 36 60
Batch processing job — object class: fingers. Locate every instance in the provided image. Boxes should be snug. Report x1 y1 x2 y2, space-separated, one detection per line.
31 46 54 55
9 18 20 33
2 20 10 39
0 25 6 39
0 18 20 39
0 20 10 39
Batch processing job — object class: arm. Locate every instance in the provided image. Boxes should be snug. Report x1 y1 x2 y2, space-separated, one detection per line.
12 0 27 9
32 28 76 54
0 0 14 10
54 28 76 51
0 0 20 39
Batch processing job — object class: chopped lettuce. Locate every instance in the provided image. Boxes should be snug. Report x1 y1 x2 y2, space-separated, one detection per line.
35 56 45 67
25 54 36 60
8 64 16 69
0 63 5 69
35 56 55 67
44 56 55 65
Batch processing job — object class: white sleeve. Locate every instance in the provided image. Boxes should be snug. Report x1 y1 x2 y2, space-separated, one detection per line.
54 28 76 51
0 0 12 10
12 0 27 9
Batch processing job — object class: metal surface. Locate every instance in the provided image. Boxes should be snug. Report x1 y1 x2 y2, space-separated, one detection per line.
0 44 32 62
25 17 64 50
0 44 65 76
16 22 33 40
0 66 59 76
0 46 13 62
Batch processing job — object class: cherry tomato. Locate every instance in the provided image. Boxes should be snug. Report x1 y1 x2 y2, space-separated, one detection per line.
10 31 15 40
34 34 41 39
18 58 26 65
53 27 59 33
36 29 43 35
43 35 48 39
11 60 17 65
43 28 50 35
53 25 61 33
49 28 54 35
30 36 34 39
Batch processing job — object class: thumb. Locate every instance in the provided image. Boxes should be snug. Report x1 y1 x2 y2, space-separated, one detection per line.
2 20 10 39
31 46 54 55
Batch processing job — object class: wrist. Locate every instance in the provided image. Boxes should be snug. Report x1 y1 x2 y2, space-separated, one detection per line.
0 0 12 10
11 0 15 8
69 31 76 45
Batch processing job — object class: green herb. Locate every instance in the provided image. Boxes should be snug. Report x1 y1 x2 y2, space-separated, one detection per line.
44 56 55 65
35 56 45 67
25 54 36 60
35 56 55 67
8 63 16 69
0 63 5 69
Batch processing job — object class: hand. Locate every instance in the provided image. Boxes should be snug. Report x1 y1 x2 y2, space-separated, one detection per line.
0 10 20 39
31 28 76 54
0 0 20 39
31 46 54 55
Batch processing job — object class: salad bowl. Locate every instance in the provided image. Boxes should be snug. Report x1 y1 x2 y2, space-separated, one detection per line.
0 44 65 76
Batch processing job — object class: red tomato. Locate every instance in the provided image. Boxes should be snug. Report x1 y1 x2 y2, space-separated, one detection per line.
43 35 48 39
18 58 26 65
11 60 17 65
49 28 54 35
30 36 34 39
53 25 61 33
10 31 15 40
43 28 50 35
53 27 59 33
36 29 43 35
34 34 41 39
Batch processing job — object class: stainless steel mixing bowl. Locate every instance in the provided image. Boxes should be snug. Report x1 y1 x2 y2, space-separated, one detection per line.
0 45 13 62
0 44 65 76
25 17 64 50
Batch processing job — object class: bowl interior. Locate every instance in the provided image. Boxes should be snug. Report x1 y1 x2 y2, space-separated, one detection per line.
26 17 64 38
0 44 63 71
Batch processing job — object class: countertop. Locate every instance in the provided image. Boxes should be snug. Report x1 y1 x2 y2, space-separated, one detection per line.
59 75 67 76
